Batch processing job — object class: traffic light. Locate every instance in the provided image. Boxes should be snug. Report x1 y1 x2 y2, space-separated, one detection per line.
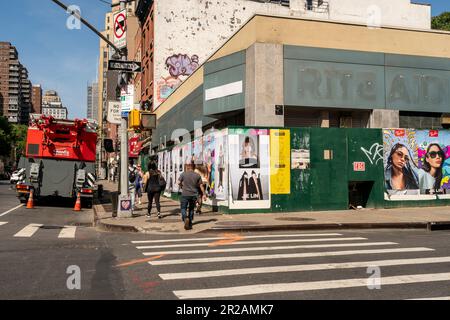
140 111 156 130
128 109 140 129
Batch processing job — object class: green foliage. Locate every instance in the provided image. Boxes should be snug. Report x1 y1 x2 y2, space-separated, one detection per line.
0 116 12 157
432 12 450 31
0 116 28 159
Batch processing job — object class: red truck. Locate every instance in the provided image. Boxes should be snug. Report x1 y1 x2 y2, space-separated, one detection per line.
16 114 98 208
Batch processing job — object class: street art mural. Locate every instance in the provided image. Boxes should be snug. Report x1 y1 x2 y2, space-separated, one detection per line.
383 129 450 199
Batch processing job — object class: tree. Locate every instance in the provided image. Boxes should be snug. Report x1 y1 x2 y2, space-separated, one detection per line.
0 116 12 157
10 124 28 160
432 12 450 31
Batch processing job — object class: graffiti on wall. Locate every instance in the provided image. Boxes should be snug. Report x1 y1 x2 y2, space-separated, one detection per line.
165 54 199 79
361 143 383 165
156 76 181 104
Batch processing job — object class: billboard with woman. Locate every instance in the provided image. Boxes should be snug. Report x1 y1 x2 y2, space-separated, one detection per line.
384 129 450 199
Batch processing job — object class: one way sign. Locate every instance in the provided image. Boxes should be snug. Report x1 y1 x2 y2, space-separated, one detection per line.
108 60 142 73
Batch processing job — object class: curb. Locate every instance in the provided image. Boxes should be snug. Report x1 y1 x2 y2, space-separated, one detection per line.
207 222 450 232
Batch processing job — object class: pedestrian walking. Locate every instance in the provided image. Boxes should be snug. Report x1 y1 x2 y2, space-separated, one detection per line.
194 164 209 215
178 163 206 230
135 164 144 206
143 162 165 219
128 162 138 212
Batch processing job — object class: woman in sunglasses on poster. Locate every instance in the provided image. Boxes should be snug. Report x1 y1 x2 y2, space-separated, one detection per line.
418 143 445 194
385 143 420 195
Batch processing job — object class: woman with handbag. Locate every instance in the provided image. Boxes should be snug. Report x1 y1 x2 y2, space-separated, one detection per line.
143 162 165 219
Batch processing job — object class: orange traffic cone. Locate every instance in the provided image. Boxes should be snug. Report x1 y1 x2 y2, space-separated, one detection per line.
73 192 82 211
26 189 34 209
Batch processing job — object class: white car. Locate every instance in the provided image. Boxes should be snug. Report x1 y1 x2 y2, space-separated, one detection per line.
10 168 25 185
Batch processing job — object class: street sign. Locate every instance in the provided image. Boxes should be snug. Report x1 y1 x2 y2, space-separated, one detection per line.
113 9 127 49
108 60 142 73
120 85 134 114
107 101 121 124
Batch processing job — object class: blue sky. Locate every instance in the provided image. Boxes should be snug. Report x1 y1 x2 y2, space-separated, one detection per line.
0 1 448 119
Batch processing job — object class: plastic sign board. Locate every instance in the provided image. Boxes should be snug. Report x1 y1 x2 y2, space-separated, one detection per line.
107 101 121 124
120 85 134 113
113 9 127 50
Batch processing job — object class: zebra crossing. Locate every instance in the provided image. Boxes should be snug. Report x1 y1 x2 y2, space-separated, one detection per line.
131 232 450 300
0 221 77 239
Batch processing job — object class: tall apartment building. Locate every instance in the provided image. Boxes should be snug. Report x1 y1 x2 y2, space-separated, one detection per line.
42 90 68 120
31 84 42 114
0 42 33 124
87 82 99 121
134 0 430 111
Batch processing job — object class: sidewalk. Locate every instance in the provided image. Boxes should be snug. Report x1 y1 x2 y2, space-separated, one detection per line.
93 180 450 234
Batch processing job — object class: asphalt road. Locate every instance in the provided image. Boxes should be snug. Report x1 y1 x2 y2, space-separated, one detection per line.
1 180 450 301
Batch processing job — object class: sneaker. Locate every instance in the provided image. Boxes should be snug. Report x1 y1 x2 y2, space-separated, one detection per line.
157 212 162 219
184 218 191 230
146 212 151 217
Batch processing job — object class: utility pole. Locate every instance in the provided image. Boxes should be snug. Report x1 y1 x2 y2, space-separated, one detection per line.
50 0 132 217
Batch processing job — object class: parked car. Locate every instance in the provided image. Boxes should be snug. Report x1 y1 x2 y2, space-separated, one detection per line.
10 168 25 185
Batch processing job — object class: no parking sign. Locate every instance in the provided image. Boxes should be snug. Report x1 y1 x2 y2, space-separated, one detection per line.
113 9 127 49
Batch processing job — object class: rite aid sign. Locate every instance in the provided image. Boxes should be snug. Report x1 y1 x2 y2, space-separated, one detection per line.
113 9 127 49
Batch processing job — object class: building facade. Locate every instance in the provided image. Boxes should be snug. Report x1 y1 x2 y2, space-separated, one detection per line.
134 0 430 112
0 42 33 124
42 90 68 119
31 84 42 114
87 82 99 121
150 11 450 212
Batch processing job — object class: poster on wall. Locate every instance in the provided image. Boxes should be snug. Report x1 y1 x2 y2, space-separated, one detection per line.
203 133 216 197
229 128 271 209
270 129 291 194
172 147 180 193
291 149 310 170
214 130 228 201
383 129 450 200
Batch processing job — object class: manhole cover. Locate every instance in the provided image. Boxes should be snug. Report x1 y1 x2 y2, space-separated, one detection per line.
216 221 260 226
275 217 316 222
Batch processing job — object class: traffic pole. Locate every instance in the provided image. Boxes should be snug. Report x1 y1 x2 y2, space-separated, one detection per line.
118 0 131 218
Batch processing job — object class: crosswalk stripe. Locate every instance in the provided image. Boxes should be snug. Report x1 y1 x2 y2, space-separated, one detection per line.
58 226 77 239
160 256 450 280
0 222 8 226
142 242 398 256
131 233 344 244
149 247 434 266
0 204 23 217
14 224 43 238
137 237 367 250
173 272 450 299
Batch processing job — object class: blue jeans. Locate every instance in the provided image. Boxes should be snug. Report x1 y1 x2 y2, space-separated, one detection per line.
181 195 197 225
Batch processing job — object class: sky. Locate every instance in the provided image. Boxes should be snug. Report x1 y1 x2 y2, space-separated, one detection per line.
0 0 448 120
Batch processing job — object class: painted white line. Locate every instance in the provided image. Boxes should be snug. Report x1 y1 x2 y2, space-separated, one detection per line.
132 233 343 244
174 272 450 299
58 226 77 239
160 256 450 280
14 224 43 238
0 222 8 226
407 296 450 300
149 247 434 266
143 242 398 256
137 237 367 250
0 204 23 217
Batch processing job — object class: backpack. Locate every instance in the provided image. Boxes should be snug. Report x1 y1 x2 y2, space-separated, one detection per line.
129 169 137 183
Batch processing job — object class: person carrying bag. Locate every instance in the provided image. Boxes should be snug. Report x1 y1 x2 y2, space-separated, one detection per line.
144 162 164 219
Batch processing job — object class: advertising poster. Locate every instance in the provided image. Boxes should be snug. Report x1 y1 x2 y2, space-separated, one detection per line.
203 133 216 197
383 129 450 200
164 150 172 197
172 146 180 193
229 128 271 209
214 130 228 201
270 129 291 194
193 136 203 165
